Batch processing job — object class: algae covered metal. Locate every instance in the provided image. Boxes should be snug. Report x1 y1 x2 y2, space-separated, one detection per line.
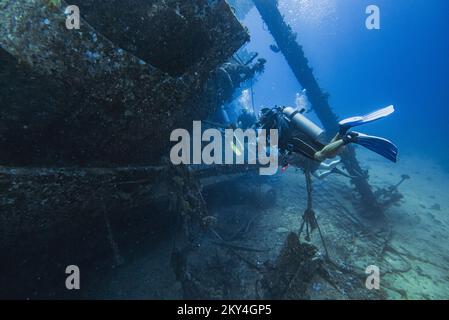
0 0 249 166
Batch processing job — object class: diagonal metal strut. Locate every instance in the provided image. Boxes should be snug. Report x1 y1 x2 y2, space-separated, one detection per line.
253 0 381 213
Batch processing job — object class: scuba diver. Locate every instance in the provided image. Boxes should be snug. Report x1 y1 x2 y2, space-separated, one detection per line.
258 105 398 177
258 105 398 258
237 107 258 129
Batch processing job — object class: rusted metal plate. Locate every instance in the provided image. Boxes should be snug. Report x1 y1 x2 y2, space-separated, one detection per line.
0 0 249 166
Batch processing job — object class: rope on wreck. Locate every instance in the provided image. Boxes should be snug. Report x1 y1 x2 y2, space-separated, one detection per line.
250 77 256 114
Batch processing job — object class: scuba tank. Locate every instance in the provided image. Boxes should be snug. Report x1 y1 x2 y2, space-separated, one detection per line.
282 106 324 141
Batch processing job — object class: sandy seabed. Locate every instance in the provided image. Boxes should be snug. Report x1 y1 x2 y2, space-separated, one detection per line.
81 150 449 300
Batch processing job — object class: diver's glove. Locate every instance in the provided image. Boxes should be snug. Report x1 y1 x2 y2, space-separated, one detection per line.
342 132 359 145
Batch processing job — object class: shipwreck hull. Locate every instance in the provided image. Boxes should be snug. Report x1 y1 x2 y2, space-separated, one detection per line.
0 166 168 244
0 0 249 166
0 0 253 255
0 163 261 242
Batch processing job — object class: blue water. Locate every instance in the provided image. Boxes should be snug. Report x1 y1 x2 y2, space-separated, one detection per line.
243 0 449 169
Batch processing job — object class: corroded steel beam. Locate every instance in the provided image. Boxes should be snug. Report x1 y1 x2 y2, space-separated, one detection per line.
253 0 380 212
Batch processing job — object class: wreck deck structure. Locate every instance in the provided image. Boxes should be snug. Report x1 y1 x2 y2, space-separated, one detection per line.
0 0 250 247
0 0 248 166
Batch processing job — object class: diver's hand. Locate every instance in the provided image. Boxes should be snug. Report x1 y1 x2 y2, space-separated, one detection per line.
342 132 359 145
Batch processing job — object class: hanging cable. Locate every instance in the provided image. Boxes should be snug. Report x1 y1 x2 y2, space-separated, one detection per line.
250 77 256 114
